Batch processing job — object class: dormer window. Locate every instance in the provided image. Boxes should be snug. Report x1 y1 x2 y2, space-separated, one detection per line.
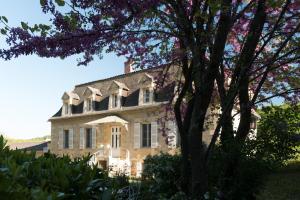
143 88 151 103
108 81 129 110
138 73 154 106
83 86 102 113
63 102 70 115
86 98 93 112
61 91 80 116
111 93 119 108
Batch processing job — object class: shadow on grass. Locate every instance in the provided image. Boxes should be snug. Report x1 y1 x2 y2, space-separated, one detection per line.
257 161 300 200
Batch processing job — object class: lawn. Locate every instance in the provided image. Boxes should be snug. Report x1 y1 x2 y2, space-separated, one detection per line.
5 135 50 145
257 153 300 200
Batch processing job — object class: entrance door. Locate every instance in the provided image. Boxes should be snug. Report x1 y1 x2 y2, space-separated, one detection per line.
111 126 121 158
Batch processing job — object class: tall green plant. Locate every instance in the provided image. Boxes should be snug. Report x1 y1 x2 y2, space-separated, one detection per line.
255 104 300 168
0 135 113 199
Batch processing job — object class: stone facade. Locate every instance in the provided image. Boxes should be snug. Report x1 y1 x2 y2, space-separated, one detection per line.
50 105 174 177
49 65 182 176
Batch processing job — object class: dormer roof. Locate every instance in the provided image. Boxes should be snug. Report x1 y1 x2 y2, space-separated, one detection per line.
109 80 129 91
61 91 80 101
83 86 102 97
138 73 154 85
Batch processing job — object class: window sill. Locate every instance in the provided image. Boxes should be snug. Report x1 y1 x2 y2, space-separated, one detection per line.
109 107 121 110
84 110 94 113
139 101 154 106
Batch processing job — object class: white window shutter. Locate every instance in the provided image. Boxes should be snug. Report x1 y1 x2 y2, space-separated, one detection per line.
80 128 85 149
69 128 74 149
134 123 140 149
92 127 96 149
167 121 177 149
138 89 143 106
58 128 63 149
151 121 158 148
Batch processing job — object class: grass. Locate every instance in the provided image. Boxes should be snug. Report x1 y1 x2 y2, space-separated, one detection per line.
4 135 50 145
257 152 300 200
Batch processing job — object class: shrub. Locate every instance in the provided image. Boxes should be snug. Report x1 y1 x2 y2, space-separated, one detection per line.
207 143 269 200
141 153 182 199
255 105 300 168
0 135 115 199
208 105 300 199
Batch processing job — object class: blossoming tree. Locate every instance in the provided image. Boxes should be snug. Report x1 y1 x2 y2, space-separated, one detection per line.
1 0 299 198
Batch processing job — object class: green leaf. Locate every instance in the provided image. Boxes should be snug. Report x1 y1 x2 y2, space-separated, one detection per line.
101 189 112 200
0 29 7 35
55 0 65 6
2 16 8 23
21 22 29 30
40 0 47 6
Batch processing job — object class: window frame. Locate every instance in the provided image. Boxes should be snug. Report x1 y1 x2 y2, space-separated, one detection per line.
111 126 121 148
64 129 69 149
63 103 69 115
86 98 93 112
111 93 119 108
143 88 151 103
85 128 92 148
141 123 151 148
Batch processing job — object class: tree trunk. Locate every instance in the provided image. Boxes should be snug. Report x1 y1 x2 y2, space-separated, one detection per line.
220 105 234 151
188 91 213 198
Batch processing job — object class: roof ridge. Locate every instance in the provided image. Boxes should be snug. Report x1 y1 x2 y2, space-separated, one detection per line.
75 65 164 88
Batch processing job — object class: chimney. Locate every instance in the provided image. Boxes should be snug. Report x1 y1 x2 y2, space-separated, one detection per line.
124 59 134 74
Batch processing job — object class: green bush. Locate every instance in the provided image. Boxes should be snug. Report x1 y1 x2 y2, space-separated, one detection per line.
208 105 300 199
141 153 183 199
0 135 116 199
207 143 269 200
255 105 300 168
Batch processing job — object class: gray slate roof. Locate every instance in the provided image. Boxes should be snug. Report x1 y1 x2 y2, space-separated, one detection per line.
9 141 50 151
52 65 179 117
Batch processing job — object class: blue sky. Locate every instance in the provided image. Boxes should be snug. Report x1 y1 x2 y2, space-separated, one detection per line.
0 1 125 139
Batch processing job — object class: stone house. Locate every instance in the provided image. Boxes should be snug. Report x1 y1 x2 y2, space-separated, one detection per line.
49 62 182 176
49 62 259 176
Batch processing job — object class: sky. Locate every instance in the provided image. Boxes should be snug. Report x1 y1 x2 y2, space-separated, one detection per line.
0 1 126 139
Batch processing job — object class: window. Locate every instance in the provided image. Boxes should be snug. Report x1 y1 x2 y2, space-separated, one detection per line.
111 127 121 148
143 88 151 103
86 98 93 112
63 103 70 115
86 128 92 148
64 130 69 149
250 118 257 129
141 124 151 147
111 94 118 108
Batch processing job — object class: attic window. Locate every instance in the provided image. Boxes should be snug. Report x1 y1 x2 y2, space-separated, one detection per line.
85 98 93 112
63 103 70 115
61 91 80 116
139 87 153 106
111 94 118 108
82 87 102 113
143 88 151 103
